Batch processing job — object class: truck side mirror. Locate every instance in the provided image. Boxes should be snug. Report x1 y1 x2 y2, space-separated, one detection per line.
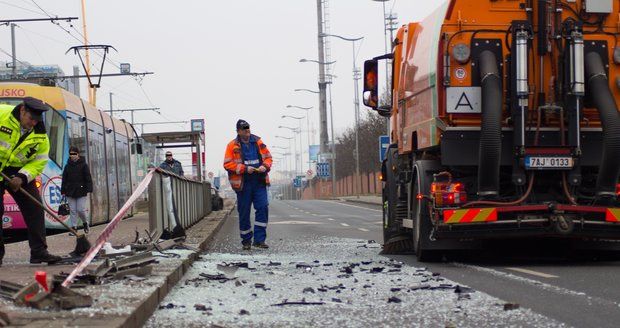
363 59 379 109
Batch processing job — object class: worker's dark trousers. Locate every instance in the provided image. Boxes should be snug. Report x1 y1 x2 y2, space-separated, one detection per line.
236 180 269 244
0 181 48 260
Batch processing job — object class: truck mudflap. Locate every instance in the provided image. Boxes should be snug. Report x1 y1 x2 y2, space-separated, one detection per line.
435 205 620 239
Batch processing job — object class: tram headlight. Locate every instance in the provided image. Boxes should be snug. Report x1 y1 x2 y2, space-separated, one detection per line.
451 43 471 64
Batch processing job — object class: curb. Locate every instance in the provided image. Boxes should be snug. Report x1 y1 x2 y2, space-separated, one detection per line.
340 197 382 207
118 203 236 328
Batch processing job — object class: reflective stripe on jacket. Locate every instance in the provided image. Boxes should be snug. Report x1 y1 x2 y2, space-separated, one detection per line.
0 105 50 183
223 134 272 192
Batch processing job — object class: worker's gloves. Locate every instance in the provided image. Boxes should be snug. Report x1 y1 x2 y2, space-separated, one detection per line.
8 176 23 192
247 166 256 174
257 166 267 173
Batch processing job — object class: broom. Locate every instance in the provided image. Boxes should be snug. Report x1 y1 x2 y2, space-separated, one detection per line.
1 172 92 256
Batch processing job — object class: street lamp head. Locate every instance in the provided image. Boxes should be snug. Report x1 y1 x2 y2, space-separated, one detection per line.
299 58 337 65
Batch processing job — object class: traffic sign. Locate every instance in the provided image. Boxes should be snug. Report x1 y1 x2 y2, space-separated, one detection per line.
317 162 330 178
293 177 301 188
379 135 390 162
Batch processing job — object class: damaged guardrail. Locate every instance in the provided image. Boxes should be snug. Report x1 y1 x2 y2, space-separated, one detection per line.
148 168 212 236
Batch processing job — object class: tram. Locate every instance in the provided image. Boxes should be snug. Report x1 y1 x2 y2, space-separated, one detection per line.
0 82 156 231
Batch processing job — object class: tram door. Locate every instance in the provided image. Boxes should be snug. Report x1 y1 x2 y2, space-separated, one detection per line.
87 124 107 224
105 130 119 218
65 112 93 224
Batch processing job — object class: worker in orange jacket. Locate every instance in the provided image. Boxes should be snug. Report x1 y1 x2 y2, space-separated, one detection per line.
223 119 273 250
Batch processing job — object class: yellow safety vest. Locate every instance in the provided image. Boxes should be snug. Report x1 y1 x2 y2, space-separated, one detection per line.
0 104 50 183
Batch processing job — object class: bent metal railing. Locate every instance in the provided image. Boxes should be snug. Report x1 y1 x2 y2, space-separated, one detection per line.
148 168 212 235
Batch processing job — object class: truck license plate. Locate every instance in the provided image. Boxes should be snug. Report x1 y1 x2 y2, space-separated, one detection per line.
525 156 573 169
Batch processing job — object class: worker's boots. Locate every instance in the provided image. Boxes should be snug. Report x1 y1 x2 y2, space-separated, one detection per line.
253 242 269 249
242 240 252 251
30 251 62 264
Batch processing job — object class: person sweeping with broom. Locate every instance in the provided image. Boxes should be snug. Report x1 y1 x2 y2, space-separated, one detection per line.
0 97 62 266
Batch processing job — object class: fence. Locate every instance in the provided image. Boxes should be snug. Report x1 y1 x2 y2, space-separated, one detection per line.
302 171 381 199
148 169 212 234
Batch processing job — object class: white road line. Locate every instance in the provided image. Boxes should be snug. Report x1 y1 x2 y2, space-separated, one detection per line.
453 263 587 298
271 220 323 225
340 223 350 227
324 201 382 213
312 214 318 217
358 228 370 232
327 218 334 221
505 267 559 279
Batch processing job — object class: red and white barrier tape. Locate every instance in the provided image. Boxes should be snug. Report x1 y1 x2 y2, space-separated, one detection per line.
62 169 156 287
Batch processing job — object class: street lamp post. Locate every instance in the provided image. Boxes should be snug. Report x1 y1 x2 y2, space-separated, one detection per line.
372 0 396 138
280 125 303 200
275 136 295 199
286 105 313 169
277 127 300 174
321 33 364 197
299 59 338 198
282 115 305 172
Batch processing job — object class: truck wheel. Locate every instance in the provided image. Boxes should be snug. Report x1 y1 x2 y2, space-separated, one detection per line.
412 160 442 262
381 147 413 254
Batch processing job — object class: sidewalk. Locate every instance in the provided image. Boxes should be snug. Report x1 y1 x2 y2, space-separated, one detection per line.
339 195 382 206
0 199 235 327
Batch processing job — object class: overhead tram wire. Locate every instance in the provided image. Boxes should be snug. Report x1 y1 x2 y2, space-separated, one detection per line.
15 24 47 63
0 0 45 16
29 0 158 109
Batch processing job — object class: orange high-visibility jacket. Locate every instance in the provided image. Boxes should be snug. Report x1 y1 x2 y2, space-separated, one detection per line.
223 135 273 191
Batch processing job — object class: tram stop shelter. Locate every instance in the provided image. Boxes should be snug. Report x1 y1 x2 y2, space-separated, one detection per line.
141 131 205 181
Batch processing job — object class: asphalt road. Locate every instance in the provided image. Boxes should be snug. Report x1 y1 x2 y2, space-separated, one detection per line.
146 199 620 327
254 200 620 328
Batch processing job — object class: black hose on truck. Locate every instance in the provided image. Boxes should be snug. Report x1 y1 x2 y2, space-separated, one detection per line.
584 52 620 197
477 50 503 197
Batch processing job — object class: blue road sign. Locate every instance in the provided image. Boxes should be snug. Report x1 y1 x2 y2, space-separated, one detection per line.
379 135 390 162
317 162 330 178
293 177 301 188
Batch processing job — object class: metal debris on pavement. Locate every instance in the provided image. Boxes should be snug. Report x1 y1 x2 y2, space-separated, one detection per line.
199 273 236 283
388 296 402 303
504 303 521 311
271 300 325 306
194 304 209 311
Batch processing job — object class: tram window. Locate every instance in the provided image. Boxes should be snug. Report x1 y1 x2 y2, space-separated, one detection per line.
0 99 22 107
44 109 66 166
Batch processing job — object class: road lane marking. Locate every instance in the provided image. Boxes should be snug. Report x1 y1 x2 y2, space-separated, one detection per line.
358 228 370 232
326 218 334 221
325 201 382 213
505 267 559 279
340 223 350 227
271 221 323 225
453 263 588 298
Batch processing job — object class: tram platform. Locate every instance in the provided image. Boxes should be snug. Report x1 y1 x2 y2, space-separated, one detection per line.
0 200 234 327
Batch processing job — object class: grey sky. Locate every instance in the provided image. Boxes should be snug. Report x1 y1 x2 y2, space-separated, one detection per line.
0 0 443 176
